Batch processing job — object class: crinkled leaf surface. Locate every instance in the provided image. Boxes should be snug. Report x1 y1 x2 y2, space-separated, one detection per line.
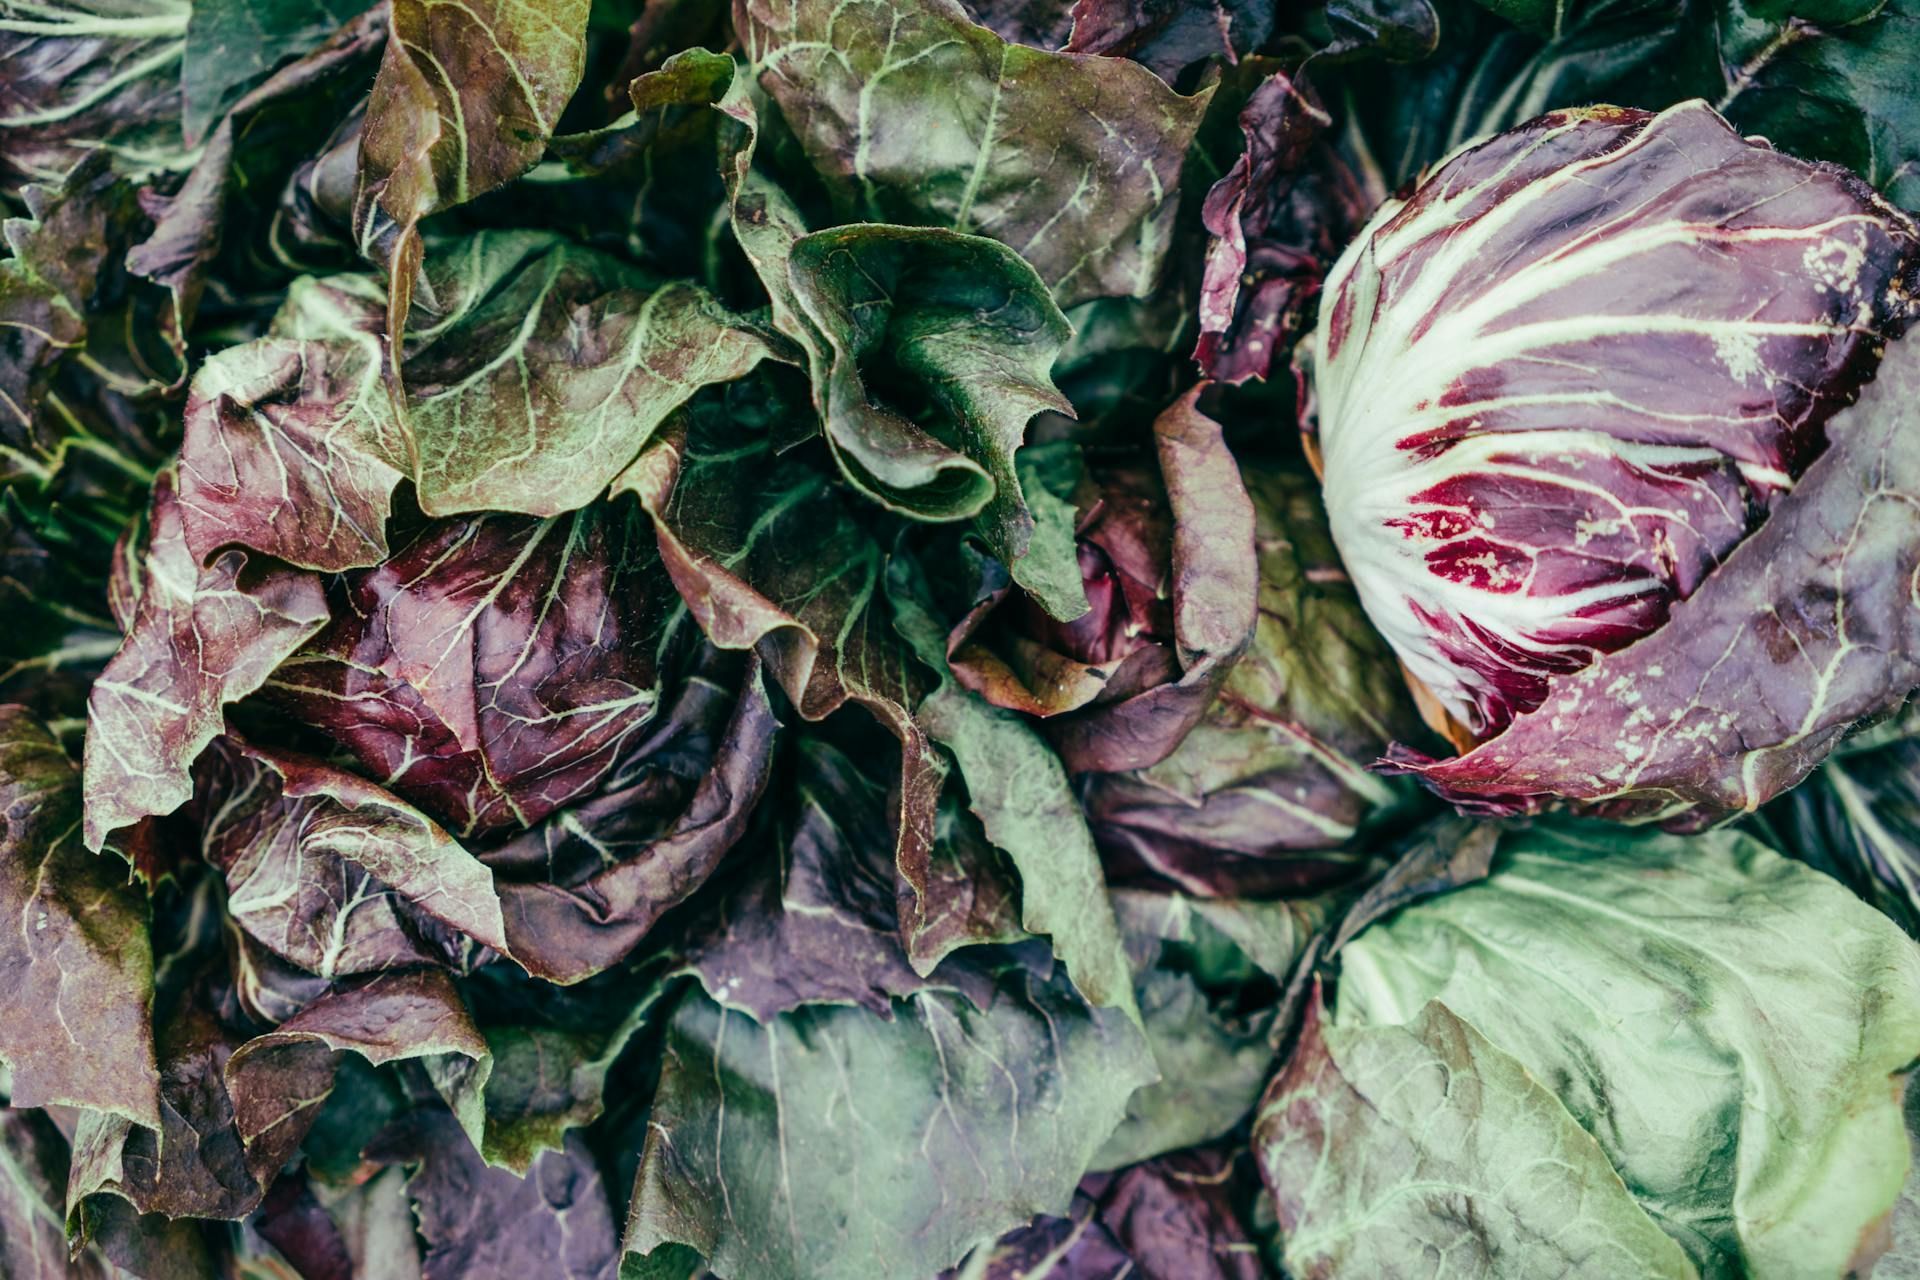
81 467 328 851
1256 990 1699 1280
678 734 1010 1020
195 736 510 978
622 966 1157 1280
352 0 591 336
1333 820 1920 1275
481 649 780 984
945 391 1259 772
612 391 949 949
266 503 669 837
736 0 1211 307
787 224 1085 615
69 967 490 1224
1084 457 1425 897
0 707 160 1127
179 231 777 573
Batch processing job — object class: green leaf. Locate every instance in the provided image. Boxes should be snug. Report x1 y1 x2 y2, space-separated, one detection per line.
1720 0 1920 208
736 0 1213 308
890 554 1137 1015
621 967 1157 1280
787 225 1085 616
475 987 662 1175
1334 820 1920 1276
179 0 374 143
1257 990 1699 1280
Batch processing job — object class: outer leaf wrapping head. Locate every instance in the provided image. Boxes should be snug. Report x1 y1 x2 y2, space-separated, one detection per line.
1307 100 1920 743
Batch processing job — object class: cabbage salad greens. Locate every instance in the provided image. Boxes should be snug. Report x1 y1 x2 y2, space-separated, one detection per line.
5 0 1920 1275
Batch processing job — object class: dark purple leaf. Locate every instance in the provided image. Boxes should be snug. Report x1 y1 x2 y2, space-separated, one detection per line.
1386 292 1920 823
952 1146 1268 1280
68 968 489 1224
368 1108 620 1280
481 649 780 985
612 390 952 965
0 708 161 1126
1195 67 1371 385
1081 456 1427 898
679 735 1012 1021
266 503 669 838
0 0 190 202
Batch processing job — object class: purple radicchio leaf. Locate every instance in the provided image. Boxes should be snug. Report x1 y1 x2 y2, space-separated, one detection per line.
82 466 329 851
1305 100 1920 821
263 502 669 839
610 388 956 972
479 647 782 986
1 1108 214 1280
948 1144 1269 1280
125 3 387 339
676 732 1017 1022
1195 66 1372 386
366 1107 621 1280
1082 454 1430 898
948 388 1258 774
67 967 490 1225
192 735 511 979
0 0 191 201
0 706 162 1128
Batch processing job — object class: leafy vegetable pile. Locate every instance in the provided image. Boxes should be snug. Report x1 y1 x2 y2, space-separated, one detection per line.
6 0 1920 1275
